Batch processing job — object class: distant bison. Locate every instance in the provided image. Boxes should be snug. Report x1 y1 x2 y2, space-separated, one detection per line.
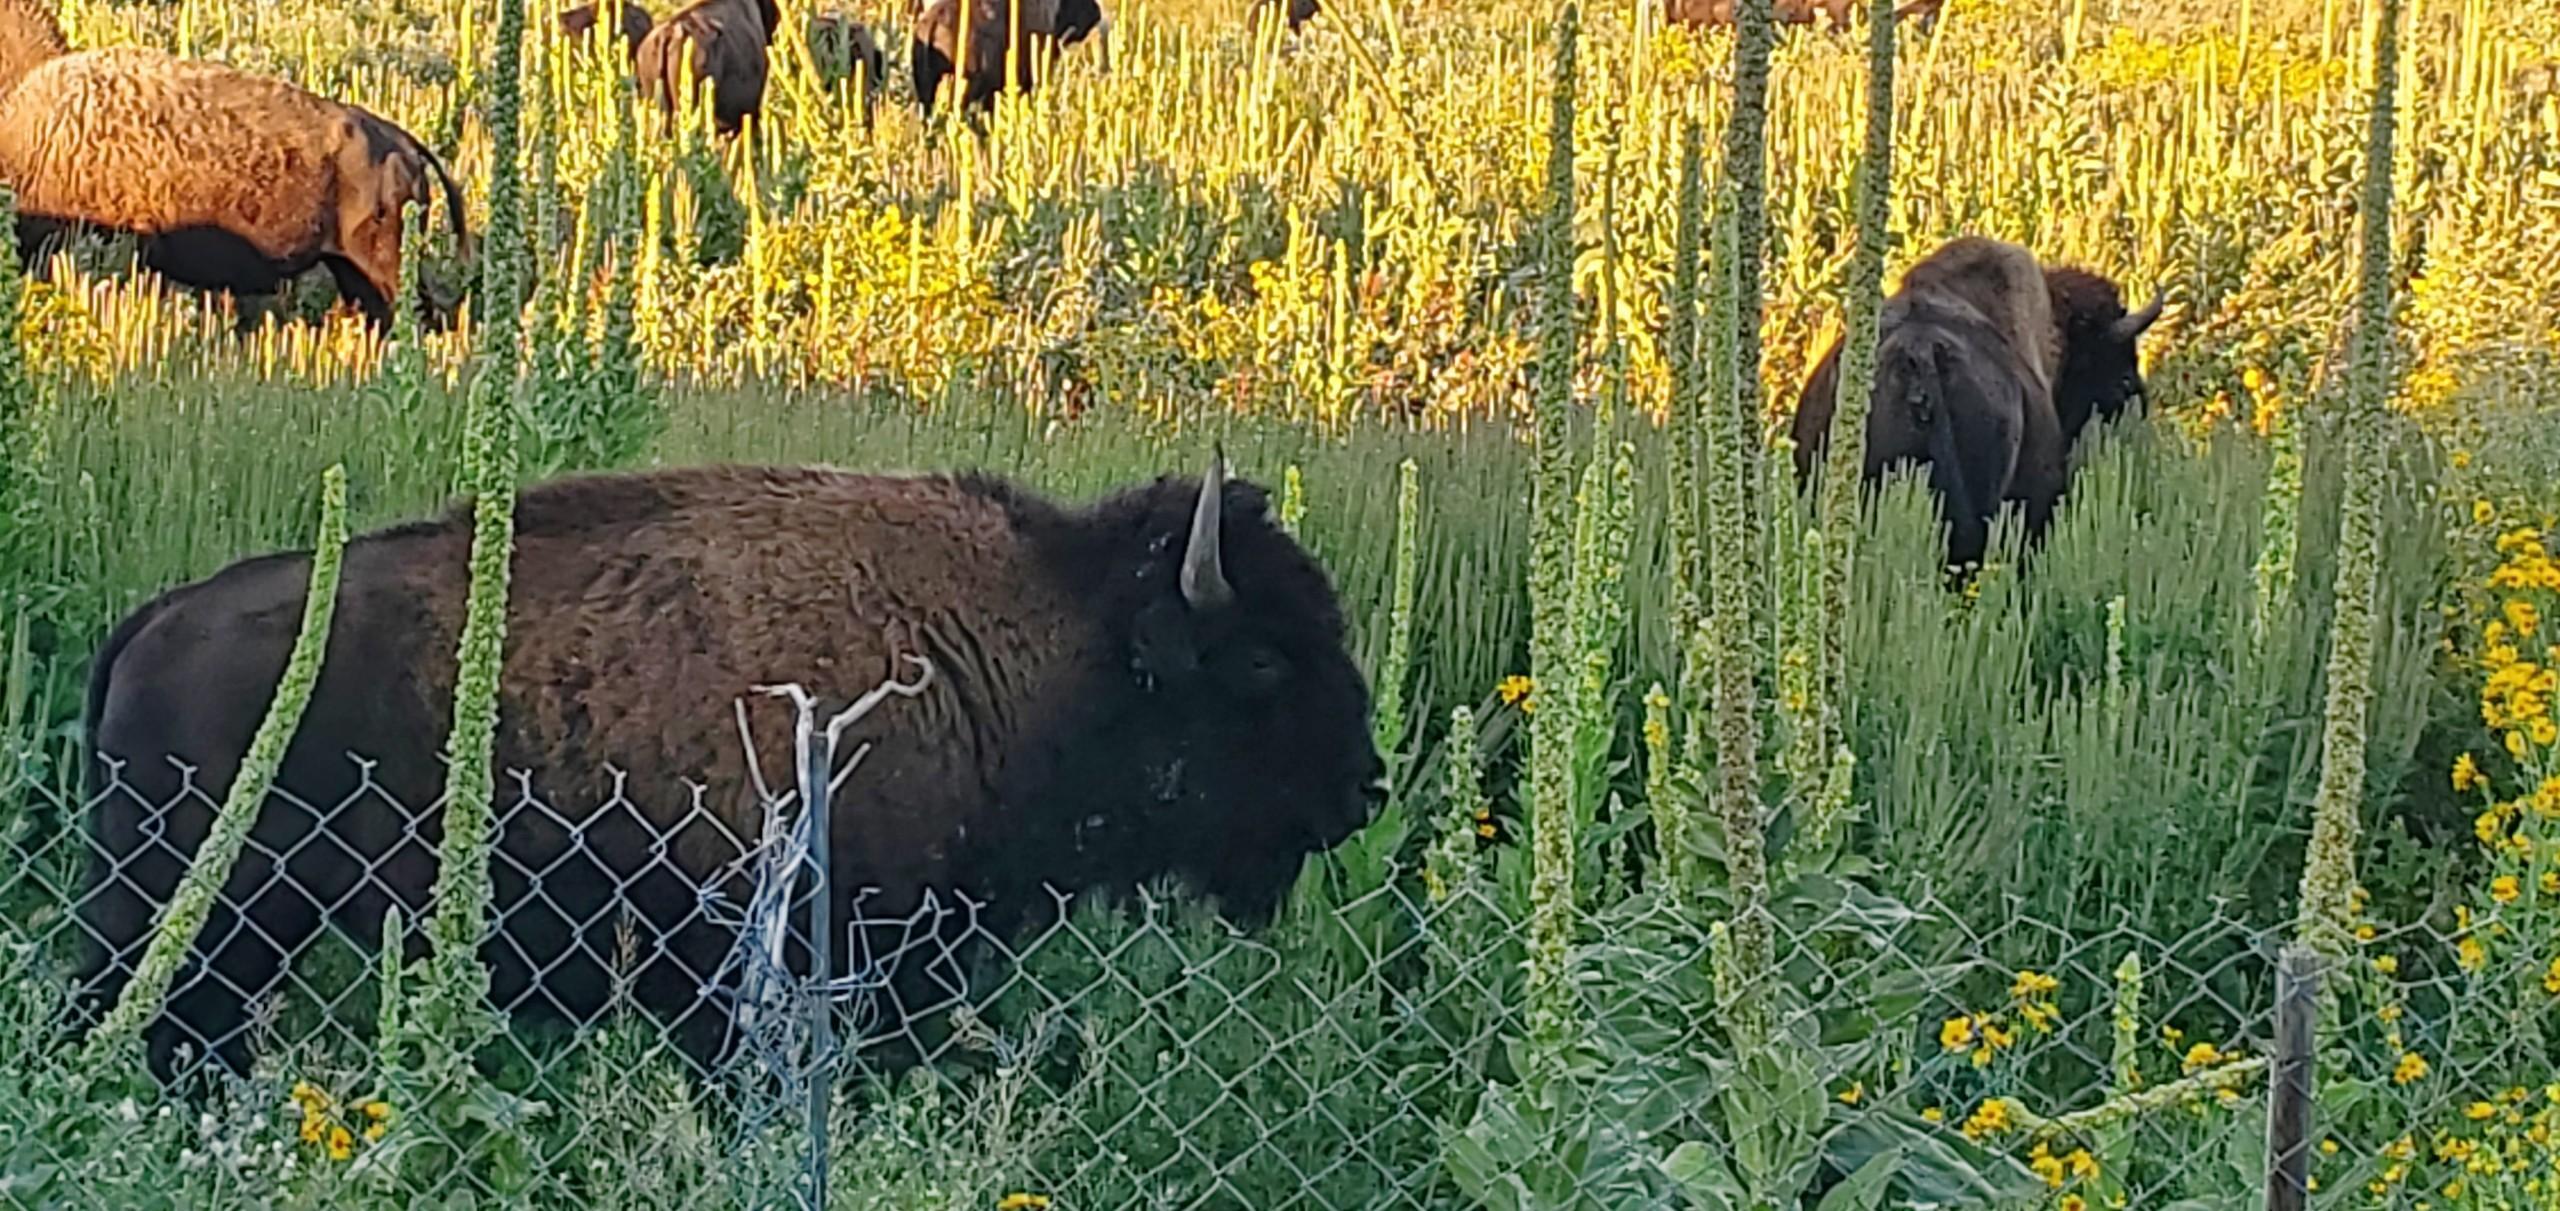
1248 0 1319 33
911 0 1105 116
807 10 887 94
1665 0 1944 30
1790 236 2092 569
78 457 1386 1079
558 0 657 57
637 0 782 134
0 47 468 328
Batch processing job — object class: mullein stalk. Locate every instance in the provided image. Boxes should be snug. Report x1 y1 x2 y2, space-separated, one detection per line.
2250 381 2302 648
1642 684 1689 899
1523 2 1583 1067
2088 951 2143 1208
1279 464 1306 535
1723 0 1775 678
1373 458 1420 758
1706 0 1776 1052
2296 0 2406 962
81 465 349 1071
0 184 40 580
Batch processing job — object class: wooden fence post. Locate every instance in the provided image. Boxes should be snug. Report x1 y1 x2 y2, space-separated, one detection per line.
2265 942 2321 1211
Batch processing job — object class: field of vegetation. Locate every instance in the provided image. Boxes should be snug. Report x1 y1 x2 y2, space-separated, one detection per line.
1 0 2557 1202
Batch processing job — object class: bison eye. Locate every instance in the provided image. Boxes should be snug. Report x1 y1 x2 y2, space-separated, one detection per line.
1231 645 1290 694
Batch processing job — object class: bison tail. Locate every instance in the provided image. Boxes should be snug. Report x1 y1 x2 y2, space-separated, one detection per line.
1921 390 1992 573
416 141 474 265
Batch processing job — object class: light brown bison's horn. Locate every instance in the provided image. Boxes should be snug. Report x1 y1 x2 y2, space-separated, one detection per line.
1181 447 1235 611
2114 290 2165 340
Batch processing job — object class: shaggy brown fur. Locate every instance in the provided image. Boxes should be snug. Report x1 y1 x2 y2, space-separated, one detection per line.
0 0 66 99
636 0 782 134
2043 263 2164 442
558 0 657 58
0 47 468 327
910 0 1104 115
1788 236 2069 570
1248 0 1319 33
80 461 1385 1079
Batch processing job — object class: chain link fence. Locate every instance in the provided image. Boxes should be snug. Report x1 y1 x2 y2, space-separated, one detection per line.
1 740 2552 1209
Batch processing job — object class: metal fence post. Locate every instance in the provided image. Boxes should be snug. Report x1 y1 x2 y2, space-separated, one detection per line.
2265 942 2320 1211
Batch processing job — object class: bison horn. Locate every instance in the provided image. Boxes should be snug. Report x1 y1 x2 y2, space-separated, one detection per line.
1181 447 1235 611
2114 289 2166 340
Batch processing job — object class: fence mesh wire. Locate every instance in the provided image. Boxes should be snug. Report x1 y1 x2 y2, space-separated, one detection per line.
0 754 2552 1210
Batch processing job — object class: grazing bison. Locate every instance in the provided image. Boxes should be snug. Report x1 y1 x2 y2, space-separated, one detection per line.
558 0 657 57
807 10 887 94
637 0 782 134
1664 0 1943 30
0 48 469 329
911 0 1105 116
1788 236 2077 570
78 457 1386 1080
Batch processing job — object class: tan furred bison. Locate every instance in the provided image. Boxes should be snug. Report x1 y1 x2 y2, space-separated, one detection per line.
637 0 782 135
0 0 67 98
78 457 1388 1080
558 0 658 58
1789 236 2163 570
0 47 468 328
910 0 1105 116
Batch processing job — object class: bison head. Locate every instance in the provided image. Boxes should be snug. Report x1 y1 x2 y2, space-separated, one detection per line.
2048 267 2164 443
1053 0 1104 45
1031 452 1385 924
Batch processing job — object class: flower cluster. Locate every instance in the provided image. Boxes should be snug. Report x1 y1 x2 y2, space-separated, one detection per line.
289 1081 389 1163
1937 970 2067 1070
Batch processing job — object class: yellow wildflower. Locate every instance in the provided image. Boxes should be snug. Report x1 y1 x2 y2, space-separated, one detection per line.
2490 875 2522 904
1495 675 1535 712
2066 1148 2098 1180
2059 1197 2086 1211
2476 499 2497 526
997 1196 1054 1211
1920 1106 1945 1123
2030 1142 2066 1188
2534 718 2559 747
326 1125 354 1162
2009 969 2059 1000
2510 599 2544 636
2181 1041 2225 1072
2479 809 2511 845
2544 955 2560 995
1838 1082 1862 1106
2394 1052 2430 1084
1959 1098 2012 1141
2374 954 2399 975
1475 821 1496 839
2457 935 2487 970
2321 1138 2340 1155
2468 1101 2498 1120
2453 752 2483 792
2540 870 2559 895
1940 1015 1976 1052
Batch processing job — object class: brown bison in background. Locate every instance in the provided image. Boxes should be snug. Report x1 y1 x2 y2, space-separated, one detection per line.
78 457 1387 1080
0 47 468 328
808 10 887 94
558 0 657 57
637 0 782 134
1248 0 1319 34
1789 236 2160 570
1664 0 1944 31
911 0 1105 116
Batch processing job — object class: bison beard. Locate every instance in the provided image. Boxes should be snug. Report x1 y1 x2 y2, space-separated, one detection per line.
77 460 1387 1082
0 47 468 329
1789 237 2163 572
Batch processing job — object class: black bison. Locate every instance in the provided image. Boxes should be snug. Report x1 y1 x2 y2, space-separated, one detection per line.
911 0 1105 116
1789 236 2159 570
0 47 468 328
78 458 1386 1080
637 0 782 135
558 0 657 57
807 11 887 94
